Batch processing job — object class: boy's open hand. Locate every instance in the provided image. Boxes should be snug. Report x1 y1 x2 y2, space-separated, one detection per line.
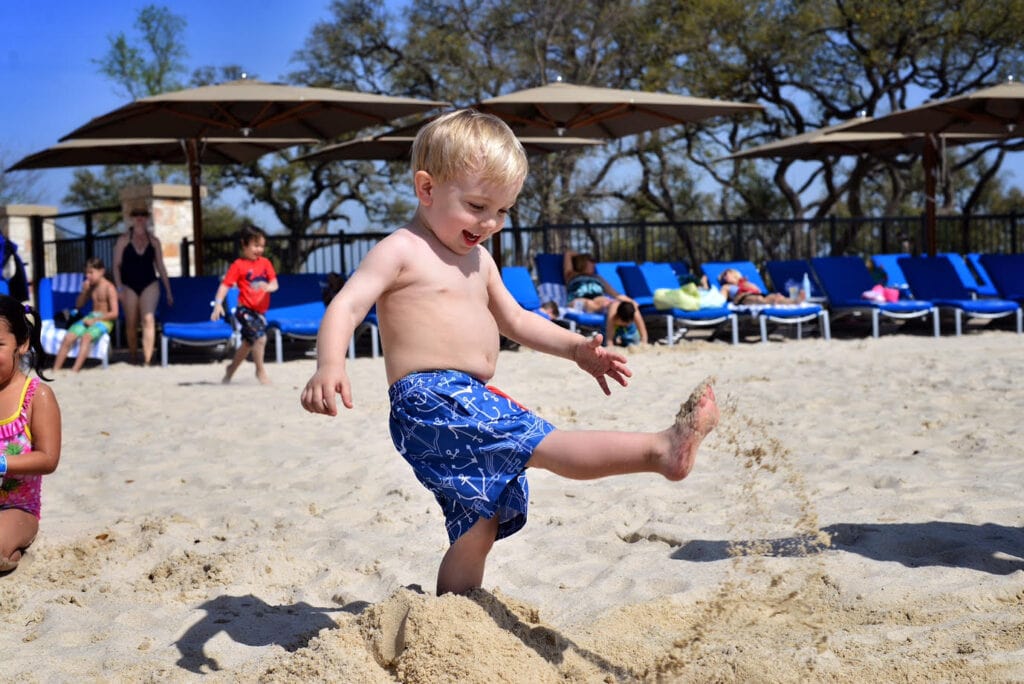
573 334 632 395
301 364 353 415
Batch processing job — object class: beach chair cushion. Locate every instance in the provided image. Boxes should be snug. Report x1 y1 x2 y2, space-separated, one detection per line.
898 256 1020 327
978 253 1024 301
939 253 999 298
159 276 237 365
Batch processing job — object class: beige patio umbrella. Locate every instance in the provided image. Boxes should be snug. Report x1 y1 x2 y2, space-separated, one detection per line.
723 117 1004 255
6 137 317 170
839 81 1024 254
294 134 603 163
58 78 448 271
843 80 1024 136
720 117 998 161
473 79 762 139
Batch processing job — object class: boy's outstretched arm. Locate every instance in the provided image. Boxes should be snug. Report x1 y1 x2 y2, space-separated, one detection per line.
487 261 631 395
301 240 398 415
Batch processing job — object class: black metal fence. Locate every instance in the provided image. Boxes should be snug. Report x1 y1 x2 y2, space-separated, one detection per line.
36 209 1023 286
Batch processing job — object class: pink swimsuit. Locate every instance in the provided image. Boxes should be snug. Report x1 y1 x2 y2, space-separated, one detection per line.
0 378 41 518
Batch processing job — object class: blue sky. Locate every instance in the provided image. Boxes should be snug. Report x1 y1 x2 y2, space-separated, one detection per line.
2 1 334 227
4 2 1023 232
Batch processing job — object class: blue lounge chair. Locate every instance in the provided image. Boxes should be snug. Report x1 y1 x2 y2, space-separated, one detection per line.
265 273 326 363
810 256 939 337
897 256 1021 335
939 253 999 298
700 260 829 342
669 261 691 279
869 253 913 299
266 273 378 362
966 253 1004 298
38 273 111 368
159 276 238 366
617 263 738 344
533 253 605 333
764 259 825 301
978 253 1024 303
501 266 554 319
594 261 635 295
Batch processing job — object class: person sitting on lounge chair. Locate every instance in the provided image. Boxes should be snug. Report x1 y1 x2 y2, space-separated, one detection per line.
563 251 632 314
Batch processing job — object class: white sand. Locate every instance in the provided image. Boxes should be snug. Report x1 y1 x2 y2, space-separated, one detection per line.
2 330 1022 681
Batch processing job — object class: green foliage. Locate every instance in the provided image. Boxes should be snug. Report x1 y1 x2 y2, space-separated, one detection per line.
93 4 188 99
67 0 1024 258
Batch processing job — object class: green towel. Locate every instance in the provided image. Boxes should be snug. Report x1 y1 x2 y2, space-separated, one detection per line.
654 283 701 311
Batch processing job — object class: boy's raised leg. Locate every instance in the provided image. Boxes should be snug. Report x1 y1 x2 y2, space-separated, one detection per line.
527 379 718 481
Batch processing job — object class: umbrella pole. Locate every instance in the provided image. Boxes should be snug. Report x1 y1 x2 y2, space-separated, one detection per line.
186 139 205 275
923 136 938 257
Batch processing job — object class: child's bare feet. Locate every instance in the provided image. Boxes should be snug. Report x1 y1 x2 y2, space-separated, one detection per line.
256 370 271 385
662 377 719 480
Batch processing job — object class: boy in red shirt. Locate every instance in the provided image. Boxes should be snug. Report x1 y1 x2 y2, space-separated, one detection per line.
210 224 278 384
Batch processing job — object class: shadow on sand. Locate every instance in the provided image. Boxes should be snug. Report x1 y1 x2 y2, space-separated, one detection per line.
671 521 1024 575
174 593 358 674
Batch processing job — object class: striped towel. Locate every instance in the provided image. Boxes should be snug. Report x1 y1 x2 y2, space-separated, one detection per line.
51 272 84 293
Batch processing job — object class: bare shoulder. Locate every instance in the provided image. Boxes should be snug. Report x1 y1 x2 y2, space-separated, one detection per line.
367 226 432 268
31 381 59 410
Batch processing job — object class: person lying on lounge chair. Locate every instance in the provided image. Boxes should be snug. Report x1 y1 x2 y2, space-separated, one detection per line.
718 268 805 305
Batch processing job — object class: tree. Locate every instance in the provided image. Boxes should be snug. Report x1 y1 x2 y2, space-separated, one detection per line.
68 6 249 235
0 147 45 205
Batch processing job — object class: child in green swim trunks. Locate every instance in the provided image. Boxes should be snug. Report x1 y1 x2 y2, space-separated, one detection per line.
53 258 119 373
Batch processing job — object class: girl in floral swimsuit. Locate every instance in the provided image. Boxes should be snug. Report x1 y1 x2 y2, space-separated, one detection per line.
0 296 62 573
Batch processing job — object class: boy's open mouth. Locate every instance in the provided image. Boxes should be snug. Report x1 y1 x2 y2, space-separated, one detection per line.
462 230 481 245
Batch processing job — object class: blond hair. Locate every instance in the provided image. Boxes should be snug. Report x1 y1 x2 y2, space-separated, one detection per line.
411 109 528 189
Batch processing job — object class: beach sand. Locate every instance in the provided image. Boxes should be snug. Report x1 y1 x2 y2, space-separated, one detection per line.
2 330 1022 681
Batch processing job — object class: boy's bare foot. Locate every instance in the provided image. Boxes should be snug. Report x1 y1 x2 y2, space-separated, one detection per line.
663 377 719 480
256 370 271 385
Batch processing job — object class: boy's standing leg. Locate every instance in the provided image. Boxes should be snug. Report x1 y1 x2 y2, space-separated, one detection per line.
250 335 270 384
436 516 499 595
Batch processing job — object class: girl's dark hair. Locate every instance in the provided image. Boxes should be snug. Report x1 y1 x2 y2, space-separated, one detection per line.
0 295 50 380
239 223 267 246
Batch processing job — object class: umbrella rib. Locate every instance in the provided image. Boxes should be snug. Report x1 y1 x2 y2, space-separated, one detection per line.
247 103 397 140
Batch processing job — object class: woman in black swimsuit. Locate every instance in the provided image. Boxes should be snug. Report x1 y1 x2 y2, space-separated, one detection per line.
112 208 174 365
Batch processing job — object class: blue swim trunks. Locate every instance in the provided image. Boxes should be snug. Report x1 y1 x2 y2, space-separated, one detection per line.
233 306 267 343
388 370 556 545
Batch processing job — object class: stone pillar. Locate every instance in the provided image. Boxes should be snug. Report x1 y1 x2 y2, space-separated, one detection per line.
120 183 206 277
0 204 58 292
